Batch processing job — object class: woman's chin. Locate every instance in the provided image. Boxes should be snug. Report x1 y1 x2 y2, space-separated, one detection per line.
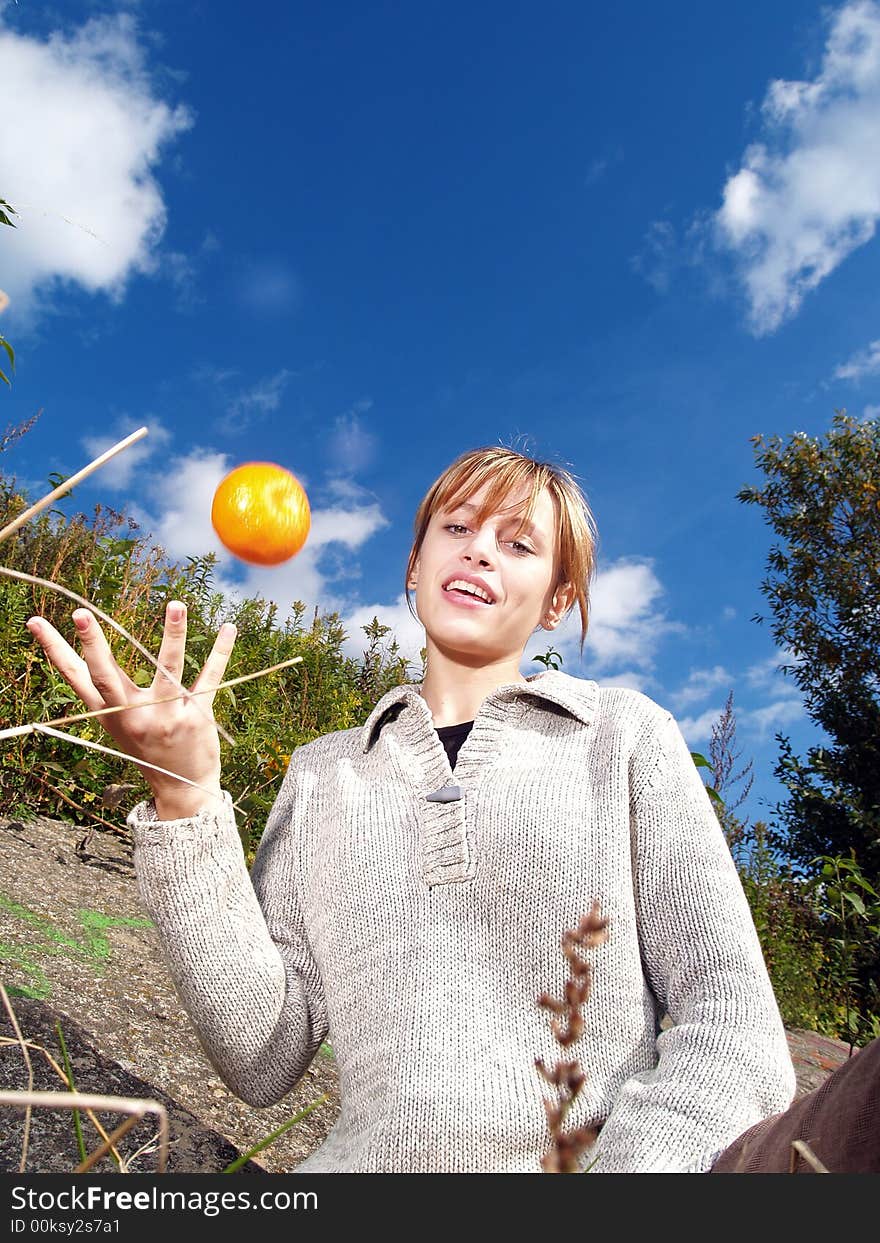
427 630 520 665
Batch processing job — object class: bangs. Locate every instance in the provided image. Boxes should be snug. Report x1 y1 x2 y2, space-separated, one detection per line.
432 458 555 542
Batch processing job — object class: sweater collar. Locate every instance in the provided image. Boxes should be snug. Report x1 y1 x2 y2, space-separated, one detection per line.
360 668 597 752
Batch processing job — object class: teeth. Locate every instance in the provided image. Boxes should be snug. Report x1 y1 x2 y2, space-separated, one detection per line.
444 580 493 603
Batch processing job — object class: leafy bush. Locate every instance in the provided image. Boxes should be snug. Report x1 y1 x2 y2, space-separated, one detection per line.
737 823 880 1042
738 823 826 1031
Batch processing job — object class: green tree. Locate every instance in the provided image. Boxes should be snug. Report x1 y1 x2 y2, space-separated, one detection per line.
738 412 880 1025
737 411 880 889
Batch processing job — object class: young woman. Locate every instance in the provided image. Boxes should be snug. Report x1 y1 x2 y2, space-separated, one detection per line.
26 444 798 1173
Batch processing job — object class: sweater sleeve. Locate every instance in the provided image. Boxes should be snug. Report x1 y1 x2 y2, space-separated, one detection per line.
127 758 329 1108
591 707 796 1173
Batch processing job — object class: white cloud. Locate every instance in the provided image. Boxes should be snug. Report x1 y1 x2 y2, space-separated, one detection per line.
81 416 172 490
677 663 806 743
0 12 192 323
585 558 680 670
337 559 676 689
213 497 392 643
326 400 378 475
322 476 378 505
319 553 676 686
590 669 652 692
741 698 806 738
163 232 218 311
133 447 230 563
219 369 294 435
670 665 732 711
714 0 880 334
745 650 803 694
585 147 624 187
833 338 880 380
236 260 300 314
308 502 387 550
864 403 880 418
522 557 680 676
630 220 677 293
737 650 806 738
119 452 677 690
677 706 726 747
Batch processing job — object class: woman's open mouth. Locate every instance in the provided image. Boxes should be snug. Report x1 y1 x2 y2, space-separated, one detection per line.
442 582 495 608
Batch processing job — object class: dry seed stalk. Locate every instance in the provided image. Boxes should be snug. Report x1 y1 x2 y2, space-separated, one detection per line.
535 901 609 1173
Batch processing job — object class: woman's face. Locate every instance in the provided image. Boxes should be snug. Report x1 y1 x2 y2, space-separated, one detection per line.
410 480 569 665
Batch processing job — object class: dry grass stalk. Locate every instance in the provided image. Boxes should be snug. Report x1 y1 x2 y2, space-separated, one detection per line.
0 655 304 823
1 980 165 1170
0 1033 125 1169
535 901 609 1172
1 981 131 1170
0 428 148 546
2 978 168 1173
0 1089 169 1173
25 723 234 807
790 1138 829 1173
1 981 35 1171
0 653 304 741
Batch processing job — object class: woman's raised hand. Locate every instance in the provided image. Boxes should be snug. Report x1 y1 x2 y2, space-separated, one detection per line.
25 600 237 821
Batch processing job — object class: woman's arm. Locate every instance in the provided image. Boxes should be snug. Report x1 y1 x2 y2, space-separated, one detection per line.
27 602 329 1106
591 707 796 1173
129 758 329 1107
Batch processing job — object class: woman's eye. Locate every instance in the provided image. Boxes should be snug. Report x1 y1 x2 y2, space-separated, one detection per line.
444 524 531 553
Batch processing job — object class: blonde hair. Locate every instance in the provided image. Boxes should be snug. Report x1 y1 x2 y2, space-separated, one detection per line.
405 444 599 658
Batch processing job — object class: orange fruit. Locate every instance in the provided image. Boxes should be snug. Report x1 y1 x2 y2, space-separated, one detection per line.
211 462 311 565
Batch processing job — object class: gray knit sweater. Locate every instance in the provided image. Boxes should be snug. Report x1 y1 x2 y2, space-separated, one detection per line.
128 669 796 1173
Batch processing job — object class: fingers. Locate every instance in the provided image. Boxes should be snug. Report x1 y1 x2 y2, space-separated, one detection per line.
152 600 188 690
25 615 106 712
192 622 237 702
68 609 135 705
27 609 238 726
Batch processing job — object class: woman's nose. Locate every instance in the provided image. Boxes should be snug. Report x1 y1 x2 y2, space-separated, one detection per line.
463 525 495 565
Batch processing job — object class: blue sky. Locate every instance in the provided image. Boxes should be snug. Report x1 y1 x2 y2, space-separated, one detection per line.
2 0 880 831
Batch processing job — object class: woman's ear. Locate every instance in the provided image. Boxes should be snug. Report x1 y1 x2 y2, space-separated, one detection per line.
543 581 576 628
556 580 576 613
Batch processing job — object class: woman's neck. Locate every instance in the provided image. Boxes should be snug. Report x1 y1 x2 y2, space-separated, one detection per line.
418 657 530 728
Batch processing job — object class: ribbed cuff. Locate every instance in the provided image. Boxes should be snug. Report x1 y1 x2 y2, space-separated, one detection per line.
127 789 237 849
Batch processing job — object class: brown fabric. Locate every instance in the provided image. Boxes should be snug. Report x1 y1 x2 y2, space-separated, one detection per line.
711 1036 880 1173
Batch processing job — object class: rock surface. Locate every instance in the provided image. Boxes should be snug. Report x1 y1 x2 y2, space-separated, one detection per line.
0 996 265 1174
0 813 337 1173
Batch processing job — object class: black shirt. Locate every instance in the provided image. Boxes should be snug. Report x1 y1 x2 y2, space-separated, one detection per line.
434 720 474 772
